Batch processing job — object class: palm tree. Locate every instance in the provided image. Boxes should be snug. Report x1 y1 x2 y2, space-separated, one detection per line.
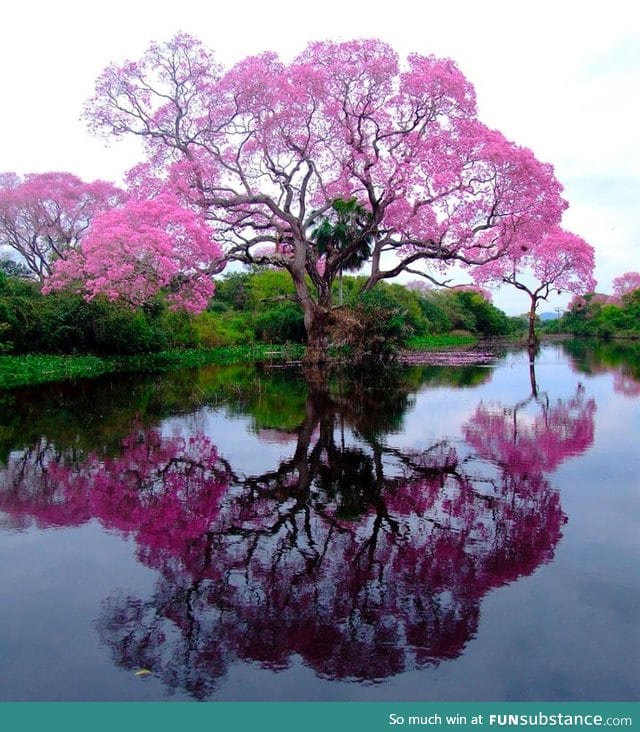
309 198 375 306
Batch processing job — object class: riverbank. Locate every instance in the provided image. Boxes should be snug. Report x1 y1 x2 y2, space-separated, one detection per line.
0 335 482 390
0 344 305 390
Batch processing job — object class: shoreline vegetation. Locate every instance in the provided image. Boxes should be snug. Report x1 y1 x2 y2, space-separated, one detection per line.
0 335 479 390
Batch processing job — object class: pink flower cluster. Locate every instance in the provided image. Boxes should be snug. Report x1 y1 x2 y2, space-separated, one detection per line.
45 194 224 311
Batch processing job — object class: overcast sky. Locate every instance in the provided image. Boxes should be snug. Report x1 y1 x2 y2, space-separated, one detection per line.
1 0 639 313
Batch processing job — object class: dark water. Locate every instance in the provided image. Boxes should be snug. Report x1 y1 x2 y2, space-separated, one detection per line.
0 341 638 701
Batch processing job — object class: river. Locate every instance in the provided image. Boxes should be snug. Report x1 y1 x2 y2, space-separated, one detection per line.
0 341 638 700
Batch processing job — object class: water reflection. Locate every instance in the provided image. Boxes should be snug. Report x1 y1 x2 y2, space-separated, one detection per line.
463 385 596 475
562 339 640 397
0 357 597 699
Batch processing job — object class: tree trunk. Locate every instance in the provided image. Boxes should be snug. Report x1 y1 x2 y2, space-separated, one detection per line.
527 298 539 348
287 255 333 366
303 304 332 365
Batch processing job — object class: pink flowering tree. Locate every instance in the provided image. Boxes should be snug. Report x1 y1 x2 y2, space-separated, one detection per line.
45 194 225 312
77 34 567 360
612 271 640 298
0 172 124 281
451 284 493 301
473 227 596 346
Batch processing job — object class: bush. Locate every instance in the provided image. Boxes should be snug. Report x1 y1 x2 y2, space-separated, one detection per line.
559 291 640 339
192 311 252 346
254 304 306 343
330 288 413 363
0 273 166 355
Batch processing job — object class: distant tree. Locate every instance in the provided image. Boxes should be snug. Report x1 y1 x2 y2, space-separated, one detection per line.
65 34 567 361
473 227 596 346
0 172 124 281
612 271 640 298
0 258 34 279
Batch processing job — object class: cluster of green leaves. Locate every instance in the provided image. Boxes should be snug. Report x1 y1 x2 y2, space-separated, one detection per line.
211 271 517 348
337 278 517 340
0 267 517 364
207 269 305 344
0 272 203 355
548 290 640 340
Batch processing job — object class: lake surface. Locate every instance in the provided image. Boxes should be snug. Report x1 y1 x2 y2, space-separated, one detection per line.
0 341 638 701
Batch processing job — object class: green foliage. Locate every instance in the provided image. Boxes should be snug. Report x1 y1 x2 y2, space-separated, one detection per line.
192 311 252 346
309 197 374 272
407 333 476 349
330 287 414 363
0 344 305 390
0 265 517 365
210 269 305 344
0 272 200 355
254 305 306 343
449 290 511 335
557 290 640 339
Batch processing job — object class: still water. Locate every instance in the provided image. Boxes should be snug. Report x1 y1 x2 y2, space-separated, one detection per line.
0 341 638 701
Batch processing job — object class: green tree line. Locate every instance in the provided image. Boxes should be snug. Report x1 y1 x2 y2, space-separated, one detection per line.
0 267 521 357
544 290 640 340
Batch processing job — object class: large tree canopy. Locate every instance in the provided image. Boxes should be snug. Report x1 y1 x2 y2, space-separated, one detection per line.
58 34 568 356
0 172 124 281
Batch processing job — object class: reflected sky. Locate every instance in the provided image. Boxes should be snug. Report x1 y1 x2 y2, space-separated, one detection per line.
0 342 638 701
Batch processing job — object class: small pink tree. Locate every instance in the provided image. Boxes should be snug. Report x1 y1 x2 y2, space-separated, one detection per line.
612 272 640 298
76 34 568 360
45 194 225 312
473 227 596 346
0 172 124 280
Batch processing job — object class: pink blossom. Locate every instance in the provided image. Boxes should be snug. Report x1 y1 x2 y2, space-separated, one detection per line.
0 172 124 280
612 271 640 298
473 226 596 342
45 194 224 311
78 35 569 328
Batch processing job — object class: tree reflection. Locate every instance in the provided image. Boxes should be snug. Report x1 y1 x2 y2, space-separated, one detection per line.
463 386 596 475
0 430 231 538
562 339 640 397
0 364 596 699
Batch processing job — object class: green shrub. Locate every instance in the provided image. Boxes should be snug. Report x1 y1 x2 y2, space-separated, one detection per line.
560 292 640 339
330 288 413 363
193 311 253 346
254 304 305 343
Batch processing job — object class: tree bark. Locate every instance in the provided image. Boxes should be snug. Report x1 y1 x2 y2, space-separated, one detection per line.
527 297 539 348
303 304 332 366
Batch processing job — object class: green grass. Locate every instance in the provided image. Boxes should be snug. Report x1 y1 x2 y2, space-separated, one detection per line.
0 344 305 390
406 333 477 349
0 336 481 390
